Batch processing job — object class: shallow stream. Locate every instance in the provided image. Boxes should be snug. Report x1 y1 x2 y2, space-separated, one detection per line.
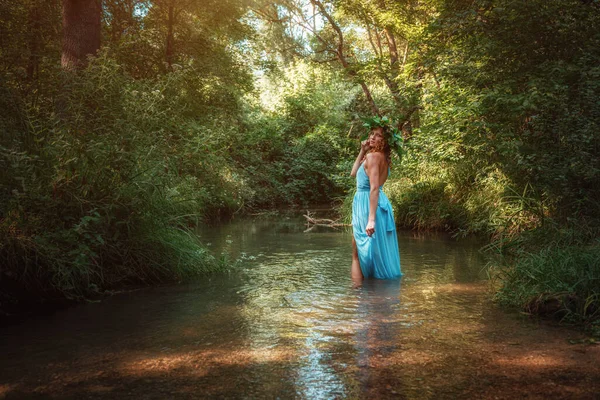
1 214 598 399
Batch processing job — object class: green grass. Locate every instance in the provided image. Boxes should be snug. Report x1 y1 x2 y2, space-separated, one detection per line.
493 242 600 330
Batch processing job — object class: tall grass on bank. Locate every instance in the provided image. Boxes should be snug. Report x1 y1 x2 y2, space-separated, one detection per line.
493 241 600 328
340 143 542 237
489 216 600 331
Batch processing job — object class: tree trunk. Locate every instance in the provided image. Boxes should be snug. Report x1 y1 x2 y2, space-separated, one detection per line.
382 27 402 103
359 82 379 116
166 0 175 71
107 1 123 44
383 28 398 65
61 0 102 70
27 3 41 80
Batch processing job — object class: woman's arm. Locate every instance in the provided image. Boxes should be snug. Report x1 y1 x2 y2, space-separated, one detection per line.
365 152 384 236
350 140 370 177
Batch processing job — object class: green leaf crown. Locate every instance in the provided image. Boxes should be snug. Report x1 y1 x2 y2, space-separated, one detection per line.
360 115 404 159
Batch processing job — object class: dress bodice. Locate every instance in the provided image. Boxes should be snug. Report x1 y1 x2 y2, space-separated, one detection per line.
356 163 371 191
356 163 387 191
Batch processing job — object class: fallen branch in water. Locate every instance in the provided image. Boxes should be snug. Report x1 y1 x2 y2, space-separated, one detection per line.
303 211 350 232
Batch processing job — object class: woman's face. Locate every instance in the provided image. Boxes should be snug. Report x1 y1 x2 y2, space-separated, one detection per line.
369 127 385 148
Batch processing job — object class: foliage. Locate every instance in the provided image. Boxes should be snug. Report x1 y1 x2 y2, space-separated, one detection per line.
360 115 404 160
412 0 600 322
230 61 359 208
0 7 360 311
422 0 600 222
330 0 600 326
0 55 242 309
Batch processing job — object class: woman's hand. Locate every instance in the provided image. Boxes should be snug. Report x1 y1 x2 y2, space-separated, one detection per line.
360 139 371 153
351 140 371 177
366 220 375 236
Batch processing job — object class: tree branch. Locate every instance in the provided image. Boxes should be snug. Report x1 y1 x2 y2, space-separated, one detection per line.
365 19 381 59
310 0 380 115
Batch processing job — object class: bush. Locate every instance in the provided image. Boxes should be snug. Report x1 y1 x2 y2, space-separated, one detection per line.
0 55 242 312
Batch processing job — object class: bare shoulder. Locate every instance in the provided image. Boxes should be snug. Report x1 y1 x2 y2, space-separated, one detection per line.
365 152 385 166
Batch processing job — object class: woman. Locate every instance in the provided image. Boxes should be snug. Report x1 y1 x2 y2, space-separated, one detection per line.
350 125 402 283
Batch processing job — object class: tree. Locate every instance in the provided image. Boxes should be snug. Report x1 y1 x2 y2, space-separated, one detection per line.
252 0 427 133
253 0 380 115
310 0 380 115
62 0 102 70
103 0 145 46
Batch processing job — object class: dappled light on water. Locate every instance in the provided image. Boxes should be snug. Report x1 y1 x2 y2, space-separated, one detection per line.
117 347 294 375
495 354 569 368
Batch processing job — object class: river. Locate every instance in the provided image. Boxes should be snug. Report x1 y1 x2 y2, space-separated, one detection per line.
0 215 598 399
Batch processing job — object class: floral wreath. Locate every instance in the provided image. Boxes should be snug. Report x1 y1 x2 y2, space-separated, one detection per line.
360 115 404 160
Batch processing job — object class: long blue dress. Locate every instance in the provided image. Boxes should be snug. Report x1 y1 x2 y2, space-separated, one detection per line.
352 163 402 279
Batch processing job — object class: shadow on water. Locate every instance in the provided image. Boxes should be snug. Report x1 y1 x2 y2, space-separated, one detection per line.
0 214 598 399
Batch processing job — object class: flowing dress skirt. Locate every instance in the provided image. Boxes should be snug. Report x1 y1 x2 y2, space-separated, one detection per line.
352 189 402 279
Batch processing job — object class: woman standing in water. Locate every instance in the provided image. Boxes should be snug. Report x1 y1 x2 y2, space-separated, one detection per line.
350 121 402 283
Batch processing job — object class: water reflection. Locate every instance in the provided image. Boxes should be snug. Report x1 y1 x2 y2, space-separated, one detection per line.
352 279 404 396
355 279 403 354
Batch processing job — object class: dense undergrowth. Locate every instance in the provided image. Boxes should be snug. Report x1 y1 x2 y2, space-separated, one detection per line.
0 56 357 315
